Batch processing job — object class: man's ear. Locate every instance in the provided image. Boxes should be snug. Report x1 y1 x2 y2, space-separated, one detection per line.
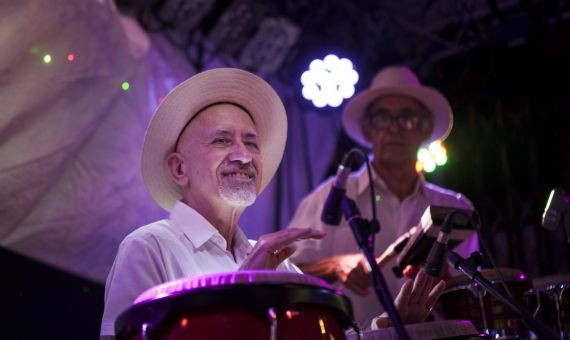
166 152 189 187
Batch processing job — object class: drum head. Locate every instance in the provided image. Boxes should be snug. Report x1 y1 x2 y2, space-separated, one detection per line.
133 270 334 305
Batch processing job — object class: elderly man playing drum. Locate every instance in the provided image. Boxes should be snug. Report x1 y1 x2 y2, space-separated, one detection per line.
100 68 445 339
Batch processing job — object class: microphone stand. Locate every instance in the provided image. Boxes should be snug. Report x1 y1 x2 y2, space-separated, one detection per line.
446 250 561 339
341 197 410 340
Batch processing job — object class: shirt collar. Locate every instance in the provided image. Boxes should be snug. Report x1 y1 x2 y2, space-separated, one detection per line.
170 200 220 249
169 201 253 255
352 158 426 198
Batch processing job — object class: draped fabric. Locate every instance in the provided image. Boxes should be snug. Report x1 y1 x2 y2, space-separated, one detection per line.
0 0 340 283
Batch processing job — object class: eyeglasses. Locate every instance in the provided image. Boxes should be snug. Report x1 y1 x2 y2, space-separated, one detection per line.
363 109 426 131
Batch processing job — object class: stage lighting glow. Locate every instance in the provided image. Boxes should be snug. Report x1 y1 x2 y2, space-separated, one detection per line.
43 54 52 64
67 54 75 62
121 81 130 91
423 159 436 173
417 148 431 162
434 151 448 166
417 140 448 173
301 54 358 108
415 160 424 173
429 141 448 166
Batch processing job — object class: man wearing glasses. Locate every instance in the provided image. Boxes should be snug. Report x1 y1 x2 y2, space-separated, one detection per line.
286 66 478 327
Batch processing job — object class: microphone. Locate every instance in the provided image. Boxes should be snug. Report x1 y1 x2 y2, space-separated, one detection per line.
542 188 570 231
424 210 456 277
321 150 359 225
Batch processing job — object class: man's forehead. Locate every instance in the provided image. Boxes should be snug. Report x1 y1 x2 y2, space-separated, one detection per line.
195 103 253 122
184 105 257 137
369 94 425 109
211 128 259 138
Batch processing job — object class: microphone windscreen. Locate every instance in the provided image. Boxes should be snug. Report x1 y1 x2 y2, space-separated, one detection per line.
321 186 346 225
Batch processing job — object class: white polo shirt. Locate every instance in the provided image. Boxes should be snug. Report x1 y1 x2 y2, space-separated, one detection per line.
101 201 300 336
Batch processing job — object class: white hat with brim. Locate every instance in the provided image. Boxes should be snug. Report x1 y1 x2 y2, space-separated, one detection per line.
342 66 452 148
141 68 287 212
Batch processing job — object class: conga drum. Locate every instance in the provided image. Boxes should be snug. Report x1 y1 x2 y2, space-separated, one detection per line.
437 268 531 339
346 320 486 339
115 270 355 339
525 274 570 339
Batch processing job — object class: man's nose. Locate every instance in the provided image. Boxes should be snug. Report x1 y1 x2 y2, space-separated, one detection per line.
387 116 402 133
228 142 253 163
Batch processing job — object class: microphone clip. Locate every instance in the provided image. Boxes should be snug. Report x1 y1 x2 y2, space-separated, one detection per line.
464 251 483 270
341 197 380 250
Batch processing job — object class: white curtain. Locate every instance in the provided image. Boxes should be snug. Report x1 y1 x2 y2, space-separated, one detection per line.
0 0 341 283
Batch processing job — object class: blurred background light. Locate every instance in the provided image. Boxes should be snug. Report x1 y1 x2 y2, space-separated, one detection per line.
301 54 358 108
417 140 448 173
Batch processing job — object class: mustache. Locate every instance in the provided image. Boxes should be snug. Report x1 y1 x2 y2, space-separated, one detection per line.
219 161 258 177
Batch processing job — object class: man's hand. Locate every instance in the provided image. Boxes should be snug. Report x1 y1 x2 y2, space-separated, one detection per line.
299 253 375 296
403 263 450 280
239 228 325 270
333 253 372 296
374 270 446 329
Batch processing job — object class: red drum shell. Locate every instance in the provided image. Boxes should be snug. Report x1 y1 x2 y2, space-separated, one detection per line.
115 271 354 340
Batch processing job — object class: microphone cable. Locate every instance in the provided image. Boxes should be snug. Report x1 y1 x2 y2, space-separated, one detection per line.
347 148 381 248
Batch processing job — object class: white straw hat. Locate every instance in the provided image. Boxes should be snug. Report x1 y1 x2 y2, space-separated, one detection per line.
141 68 287 211
342 66 453 147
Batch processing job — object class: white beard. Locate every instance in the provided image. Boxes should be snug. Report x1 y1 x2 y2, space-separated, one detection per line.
218 180 257 207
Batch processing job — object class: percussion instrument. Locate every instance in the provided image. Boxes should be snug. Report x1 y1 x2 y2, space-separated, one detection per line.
346 319 486 339
438 268 531 339
525 274 570 339
115 270 355 339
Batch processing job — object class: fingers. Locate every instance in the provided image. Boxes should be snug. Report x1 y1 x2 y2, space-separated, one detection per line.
426 279 446 308
333 254 361 284
399 271 446 324
275 246 296 263
285 227 326 240
408 270 432 306
258 228 325 254
394 278 413 308
403 264 421 279
344 260 372 295
241 228 325 271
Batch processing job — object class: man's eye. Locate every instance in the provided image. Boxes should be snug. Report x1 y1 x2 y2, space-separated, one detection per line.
246 141 259 149
401 109 419 117
213 138 231 144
